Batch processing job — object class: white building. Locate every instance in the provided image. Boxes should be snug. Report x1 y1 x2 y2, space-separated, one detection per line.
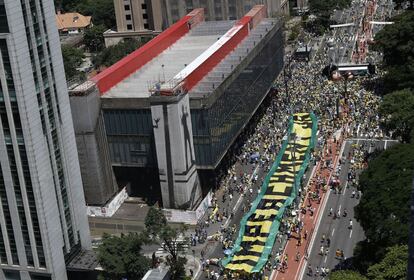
0 0 91 279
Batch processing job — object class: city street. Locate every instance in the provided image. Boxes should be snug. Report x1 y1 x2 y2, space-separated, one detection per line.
182 0 397 279
301 138 398 279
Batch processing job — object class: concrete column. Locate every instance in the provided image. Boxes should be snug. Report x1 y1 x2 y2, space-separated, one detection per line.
69 84 118 206
150 93 202 209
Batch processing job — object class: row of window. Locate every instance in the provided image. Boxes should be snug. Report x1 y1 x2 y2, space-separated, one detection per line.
25 0 77 256
0 39 33 266
21 0 49 267
124 3 147 10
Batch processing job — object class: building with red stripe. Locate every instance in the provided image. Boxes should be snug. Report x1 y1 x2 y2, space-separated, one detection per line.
69 5 284 212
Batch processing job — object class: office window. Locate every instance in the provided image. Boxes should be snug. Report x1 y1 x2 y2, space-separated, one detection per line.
142 3 147 9
124 4 130 11
144 23 149 29
143 13 148 19
127 24 133 30
126 14 131 20
185 0 193 8
0 3 9 33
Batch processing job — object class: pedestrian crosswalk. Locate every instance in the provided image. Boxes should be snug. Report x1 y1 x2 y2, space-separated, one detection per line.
155 239 190 257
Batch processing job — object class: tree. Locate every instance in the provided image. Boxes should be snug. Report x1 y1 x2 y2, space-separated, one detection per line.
374 11 414 66
61 45 85 79
381 64 414 93
76 0 116 29
83 24 107 52
380 89 414 142
54 0 83 11
97 233 151 280
93 39 143 68
392 0 414 9
329 270 368 280
353 143 414 271
145 206 167 236
54 0 116 28
145 209 189 280
373 11 414 93
309 0 352 15
306 0 352 34
366 245 408 280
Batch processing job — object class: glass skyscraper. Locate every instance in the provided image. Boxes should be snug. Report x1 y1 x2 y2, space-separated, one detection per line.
0 0 90 279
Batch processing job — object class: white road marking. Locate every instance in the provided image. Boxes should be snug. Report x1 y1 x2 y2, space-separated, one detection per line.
225 165 260 227
384 140 388 150
338 204 342 213
343 181 348 195
346 138 398 142
192 257 202 280
332 228 335 236
324 255 328 263
349 229 353 238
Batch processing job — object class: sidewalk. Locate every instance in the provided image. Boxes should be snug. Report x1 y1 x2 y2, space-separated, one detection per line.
272 130 345 280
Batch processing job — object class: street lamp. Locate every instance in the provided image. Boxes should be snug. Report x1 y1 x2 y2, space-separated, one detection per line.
343 71 353 104
332 71 353 116
283 53 294 113
290 132 302 207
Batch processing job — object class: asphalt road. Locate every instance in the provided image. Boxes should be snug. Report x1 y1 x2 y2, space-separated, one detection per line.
328 0 363 64
302 138 398 279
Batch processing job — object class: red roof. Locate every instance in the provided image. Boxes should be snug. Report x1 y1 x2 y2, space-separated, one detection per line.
92 9 205 95
93 5 267 96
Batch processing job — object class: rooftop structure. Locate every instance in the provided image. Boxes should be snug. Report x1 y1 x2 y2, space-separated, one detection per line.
92 5 269 98
70 5 285 210
104 20 235 98
56 11 92 34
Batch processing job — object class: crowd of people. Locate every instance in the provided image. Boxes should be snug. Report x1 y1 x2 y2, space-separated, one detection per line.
195 3 389 277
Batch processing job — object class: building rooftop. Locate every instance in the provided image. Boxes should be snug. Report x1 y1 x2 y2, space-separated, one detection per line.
103 21 235 99
90 5 270 99
66 250 99 271
56 12 91 31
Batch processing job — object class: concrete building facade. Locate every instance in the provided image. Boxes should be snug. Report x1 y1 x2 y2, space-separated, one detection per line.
105 0 288 46
163 0 289 23
0 0 91 279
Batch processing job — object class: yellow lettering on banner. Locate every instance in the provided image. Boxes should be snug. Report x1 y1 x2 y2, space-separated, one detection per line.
271 176 294 183
274 171 295 177
263 195 288 201
232 255 260 262
226 263 253 273
278 164 302 172
246 221 272 232
254 209 278 219
297 146 309 152
242 235 267 243
249 245 264 253
263 195 288 200
268 182 289 193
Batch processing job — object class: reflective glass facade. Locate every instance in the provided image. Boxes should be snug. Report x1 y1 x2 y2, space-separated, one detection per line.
193 27 284 167
104 109 157 166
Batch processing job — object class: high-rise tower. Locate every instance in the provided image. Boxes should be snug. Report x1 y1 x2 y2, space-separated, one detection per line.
0 0 91 279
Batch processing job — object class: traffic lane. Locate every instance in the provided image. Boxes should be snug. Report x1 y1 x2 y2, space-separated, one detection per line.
324 139 374 270
301 141 352 278
302 141 366 278
198 184 252 278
